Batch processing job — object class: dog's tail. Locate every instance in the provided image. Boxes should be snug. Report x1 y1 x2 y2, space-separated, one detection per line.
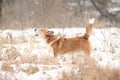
84 18 95 39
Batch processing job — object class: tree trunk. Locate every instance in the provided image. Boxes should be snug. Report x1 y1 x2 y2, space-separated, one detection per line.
0 0 2 19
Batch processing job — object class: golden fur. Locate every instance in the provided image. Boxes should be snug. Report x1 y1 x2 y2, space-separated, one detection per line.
40 29 57 43
39 18 95 57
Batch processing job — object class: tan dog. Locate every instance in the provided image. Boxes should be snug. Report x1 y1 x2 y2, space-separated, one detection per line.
39 18 95 57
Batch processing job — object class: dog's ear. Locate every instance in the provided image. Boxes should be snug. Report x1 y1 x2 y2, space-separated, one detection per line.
40 28 48 32
46 31 54 37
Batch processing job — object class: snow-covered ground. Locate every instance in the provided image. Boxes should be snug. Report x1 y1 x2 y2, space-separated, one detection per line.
0 27 120 80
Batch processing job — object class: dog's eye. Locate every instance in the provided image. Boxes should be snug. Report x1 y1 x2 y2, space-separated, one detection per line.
40 29 43 31
51 31 54 34
48 31 54 34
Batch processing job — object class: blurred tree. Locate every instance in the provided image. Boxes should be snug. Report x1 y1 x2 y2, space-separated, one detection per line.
0 0 2 19
90 0 120 22
91 0 110 17
64 0 85 16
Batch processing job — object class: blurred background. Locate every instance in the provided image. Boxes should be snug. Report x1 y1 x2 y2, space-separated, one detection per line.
0 0 120 29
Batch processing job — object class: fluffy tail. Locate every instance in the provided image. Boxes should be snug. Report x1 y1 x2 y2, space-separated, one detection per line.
84 18 95 39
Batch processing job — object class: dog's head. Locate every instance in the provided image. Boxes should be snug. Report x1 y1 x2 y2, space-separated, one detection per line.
40 29 57 43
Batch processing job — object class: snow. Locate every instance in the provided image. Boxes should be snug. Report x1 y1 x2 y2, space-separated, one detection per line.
0 27 120 80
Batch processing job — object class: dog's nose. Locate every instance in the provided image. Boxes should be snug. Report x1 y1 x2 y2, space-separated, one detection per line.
34 28 37 32
34 29 39 36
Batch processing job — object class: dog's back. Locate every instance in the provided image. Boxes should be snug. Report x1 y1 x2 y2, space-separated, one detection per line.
51 36 91 56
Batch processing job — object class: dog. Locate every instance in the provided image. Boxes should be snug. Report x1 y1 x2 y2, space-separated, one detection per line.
39 18 95 57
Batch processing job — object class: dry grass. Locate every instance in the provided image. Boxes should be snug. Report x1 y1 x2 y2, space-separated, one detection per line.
1 62 13 72
21 65 39 75
0 44 120 80
60 57 120 80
